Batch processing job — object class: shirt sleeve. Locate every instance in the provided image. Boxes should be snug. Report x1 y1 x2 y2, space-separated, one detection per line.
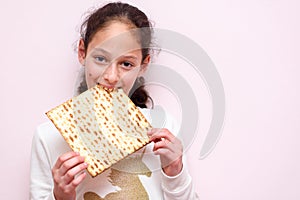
30 128 55 200
156 110 199 200
161 163 199 200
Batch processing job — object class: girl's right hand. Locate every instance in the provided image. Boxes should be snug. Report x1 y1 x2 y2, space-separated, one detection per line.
52 151 88 200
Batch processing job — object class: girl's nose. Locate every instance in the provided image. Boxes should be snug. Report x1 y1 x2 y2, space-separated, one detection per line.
102 63 119 86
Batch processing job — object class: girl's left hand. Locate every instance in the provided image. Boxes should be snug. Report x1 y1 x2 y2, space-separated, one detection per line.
147 128 183 176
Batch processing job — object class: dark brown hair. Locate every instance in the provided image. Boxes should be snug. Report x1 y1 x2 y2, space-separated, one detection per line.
78 2 153 108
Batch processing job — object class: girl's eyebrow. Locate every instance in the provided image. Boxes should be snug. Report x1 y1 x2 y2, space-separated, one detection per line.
121 55 138 60
92 48 138 60
92 47 110 54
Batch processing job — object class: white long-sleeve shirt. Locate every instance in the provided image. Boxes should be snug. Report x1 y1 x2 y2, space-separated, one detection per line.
30 108 199 200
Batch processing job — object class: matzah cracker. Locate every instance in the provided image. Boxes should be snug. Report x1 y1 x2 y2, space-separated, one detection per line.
46 85 152 177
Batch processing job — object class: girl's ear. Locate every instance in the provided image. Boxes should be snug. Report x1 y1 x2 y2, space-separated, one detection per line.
138 55 151 76
78 39 86 66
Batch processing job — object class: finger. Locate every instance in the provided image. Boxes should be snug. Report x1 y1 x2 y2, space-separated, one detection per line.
149 128 175 143
153 148 172 157
147 128 161 136
64 172 86 193
154 148 182 167
72 171 87 187
153 139 174 153
63 162 88 184
59 155 85 176
54 151 79 170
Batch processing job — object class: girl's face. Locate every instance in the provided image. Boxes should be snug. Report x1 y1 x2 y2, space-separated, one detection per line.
78 21 149 95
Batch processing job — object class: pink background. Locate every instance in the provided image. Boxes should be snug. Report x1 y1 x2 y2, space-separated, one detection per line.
1 0 300 199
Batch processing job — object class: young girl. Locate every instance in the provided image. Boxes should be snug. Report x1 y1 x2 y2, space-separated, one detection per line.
30 2 198 200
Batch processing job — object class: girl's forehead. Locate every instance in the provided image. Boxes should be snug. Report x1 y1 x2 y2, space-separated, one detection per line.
87 22 142 58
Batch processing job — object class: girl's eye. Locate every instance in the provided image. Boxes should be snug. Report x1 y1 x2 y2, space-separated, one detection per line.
95 56 107 63
121 61 134 68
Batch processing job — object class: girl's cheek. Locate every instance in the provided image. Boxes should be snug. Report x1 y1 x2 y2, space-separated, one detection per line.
122 73 139 94
85 67 99 88
86 65 103 79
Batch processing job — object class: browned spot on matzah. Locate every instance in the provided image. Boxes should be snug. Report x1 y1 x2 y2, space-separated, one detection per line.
136 114 141 121
63 104 68 112
100 104 106 110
